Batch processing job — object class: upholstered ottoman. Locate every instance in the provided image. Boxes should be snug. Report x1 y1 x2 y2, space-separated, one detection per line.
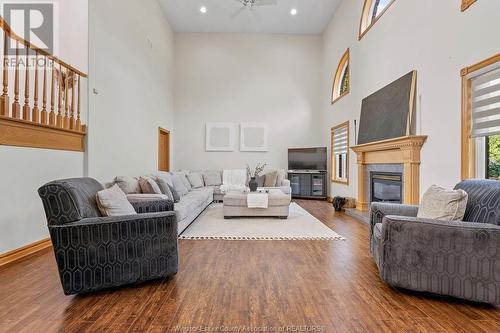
223 191 291 219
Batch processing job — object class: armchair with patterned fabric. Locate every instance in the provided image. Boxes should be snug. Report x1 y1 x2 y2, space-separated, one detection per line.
38 178 178 295
369 179 500 304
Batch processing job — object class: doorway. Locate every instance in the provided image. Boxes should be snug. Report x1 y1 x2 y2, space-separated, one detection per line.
158 127 170 172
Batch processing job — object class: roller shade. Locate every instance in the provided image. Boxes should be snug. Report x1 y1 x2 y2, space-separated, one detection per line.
471 67 500 138
333 126 348 155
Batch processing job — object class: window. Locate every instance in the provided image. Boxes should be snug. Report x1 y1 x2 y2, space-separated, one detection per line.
331 49 350 104
359 0 396 39
331 121 350 184
461 0 477 11
461 54 500 180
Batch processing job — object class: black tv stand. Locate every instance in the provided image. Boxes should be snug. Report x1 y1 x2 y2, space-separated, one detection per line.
288 171 327 200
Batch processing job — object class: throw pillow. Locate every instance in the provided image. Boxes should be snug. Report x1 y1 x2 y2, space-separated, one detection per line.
155 177 175 201
171 174 189 196
257 175 266 187
203 171 222 186
187 172 204 189
276 169 286 187
168 184 181 203
114 176 141 194
96 184 137 217
264 171 278 187
172 171 192 191
157 173 174 187
139 177 162 194
417 185 468 221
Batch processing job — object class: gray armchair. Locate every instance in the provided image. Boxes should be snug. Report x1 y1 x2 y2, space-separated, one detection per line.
370 179 500 304
38 178 178 295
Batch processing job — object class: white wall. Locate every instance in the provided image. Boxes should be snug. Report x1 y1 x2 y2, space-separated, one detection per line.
323 0 500 199
87 0 175 181
173 33 323 171
0 0 88 254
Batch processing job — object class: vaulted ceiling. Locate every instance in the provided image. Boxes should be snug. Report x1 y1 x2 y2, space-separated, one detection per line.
159 0 341 35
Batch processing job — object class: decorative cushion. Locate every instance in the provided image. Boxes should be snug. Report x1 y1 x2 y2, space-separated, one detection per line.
187 172 204 189
139 177 162 194
126 194 169 201
256 175 266 187
203 171 222 186
95 184 137 217
155 177 175 201
171 174 189 196
264 171 278 187
417 185 468 221
276 169 286 187
172 172 192 191
114 176 141 194
168 184 181 203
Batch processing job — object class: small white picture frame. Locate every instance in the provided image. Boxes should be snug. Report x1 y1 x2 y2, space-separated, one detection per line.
240 123 269 152
206 123 236 151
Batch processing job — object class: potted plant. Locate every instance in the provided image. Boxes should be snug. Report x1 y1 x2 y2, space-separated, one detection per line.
246 163 267 192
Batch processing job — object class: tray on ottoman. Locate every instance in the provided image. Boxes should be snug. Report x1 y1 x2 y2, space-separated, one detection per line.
223 191 291 219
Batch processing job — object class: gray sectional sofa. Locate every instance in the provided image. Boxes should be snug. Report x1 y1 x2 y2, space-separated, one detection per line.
112 170 291 235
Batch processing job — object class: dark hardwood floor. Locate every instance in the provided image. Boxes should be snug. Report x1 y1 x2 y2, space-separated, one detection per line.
1 200 499 332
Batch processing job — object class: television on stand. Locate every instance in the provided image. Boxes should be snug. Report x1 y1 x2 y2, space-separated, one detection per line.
287 148 328 199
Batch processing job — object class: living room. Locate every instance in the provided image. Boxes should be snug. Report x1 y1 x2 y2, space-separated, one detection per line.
0 0 499 332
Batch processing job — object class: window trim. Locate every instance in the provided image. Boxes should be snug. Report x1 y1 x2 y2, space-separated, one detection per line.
461 0 477 11
461 53 500 180
331 121 350 185
359 0 397 40
331 49 350 105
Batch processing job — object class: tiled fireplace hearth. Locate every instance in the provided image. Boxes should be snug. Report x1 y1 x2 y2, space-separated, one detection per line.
351 136 427 211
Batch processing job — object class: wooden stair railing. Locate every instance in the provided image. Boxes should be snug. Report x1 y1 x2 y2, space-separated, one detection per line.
0 16 87 152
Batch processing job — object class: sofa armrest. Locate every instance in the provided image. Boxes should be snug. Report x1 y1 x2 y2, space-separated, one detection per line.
48 211 178 294
129 199 174 214
379 215 500 304
370 202 418 238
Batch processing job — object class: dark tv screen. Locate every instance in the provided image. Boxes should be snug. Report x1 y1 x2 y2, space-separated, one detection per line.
288 148 327 171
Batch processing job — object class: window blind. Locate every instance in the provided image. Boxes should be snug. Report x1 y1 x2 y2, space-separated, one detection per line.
333 125 348 180
471 67 500 138
333 126 348 155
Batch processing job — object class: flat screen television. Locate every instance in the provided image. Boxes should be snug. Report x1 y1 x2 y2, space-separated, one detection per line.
288 147 327 171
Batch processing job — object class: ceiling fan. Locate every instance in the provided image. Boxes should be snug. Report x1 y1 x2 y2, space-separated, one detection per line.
232 0 278 18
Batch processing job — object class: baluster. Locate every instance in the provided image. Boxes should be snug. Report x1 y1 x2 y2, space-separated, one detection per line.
22 46 30 121
32 51 40 123
76 75 81 132
0 33 9 116
49 60 55 126
12 40 20 118
41 56 47 124
69 72 75 130
64 70 69 129
56 64 63 127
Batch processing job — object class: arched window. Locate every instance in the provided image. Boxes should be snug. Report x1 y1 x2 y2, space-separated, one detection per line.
359 0 396 39
331 49 350 104
461 0 477 11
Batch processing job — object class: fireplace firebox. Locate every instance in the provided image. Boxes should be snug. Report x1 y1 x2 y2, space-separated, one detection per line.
370 172 403 204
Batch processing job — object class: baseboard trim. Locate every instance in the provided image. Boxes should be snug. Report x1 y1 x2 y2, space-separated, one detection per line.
0 238 52 267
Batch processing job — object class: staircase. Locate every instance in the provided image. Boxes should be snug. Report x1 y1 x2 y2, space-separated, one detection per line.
0 16 88 152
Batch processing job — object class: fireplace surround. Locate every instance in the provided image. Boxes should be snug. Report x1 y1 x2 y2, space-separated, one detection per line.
351 135 427 211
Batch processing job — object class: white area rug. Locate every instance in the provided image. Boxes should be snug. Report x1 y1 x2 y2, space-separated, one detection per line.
179 203 346 241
